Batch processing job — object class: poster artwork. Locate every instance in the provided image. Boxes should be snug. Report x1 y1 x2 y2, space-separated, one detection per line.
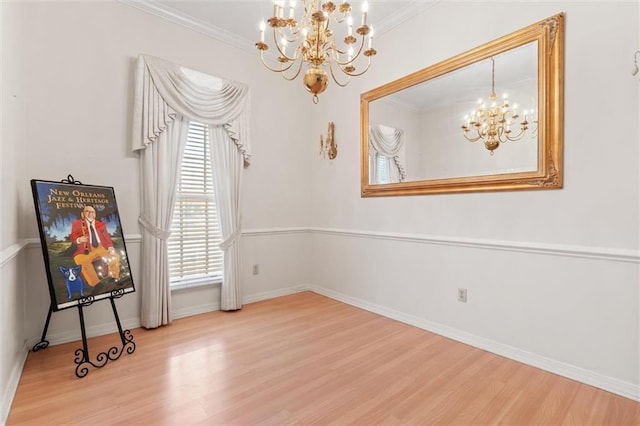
31 179 135 311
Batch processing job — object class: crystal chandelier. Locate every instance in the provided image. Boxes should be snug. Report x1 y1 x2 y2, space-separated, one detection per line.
256 0 376 103
461 57 534 154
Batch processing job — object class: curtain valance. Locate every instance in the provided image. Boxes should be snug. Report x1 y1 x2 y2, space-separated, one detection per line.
131 54 251 165
369 124 406 182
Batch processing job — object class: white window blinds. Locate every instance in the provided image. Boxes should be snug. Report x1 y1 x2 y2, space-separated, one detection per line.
167 121 223 288
376 154 390 184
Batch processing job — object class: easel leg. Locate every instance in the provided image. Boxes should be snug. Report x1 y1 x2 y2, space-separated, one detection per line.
110 297 126 346
73 296 136 378
78 304 90 361
73 304 94 378
110 296 136 356
32 303 54 351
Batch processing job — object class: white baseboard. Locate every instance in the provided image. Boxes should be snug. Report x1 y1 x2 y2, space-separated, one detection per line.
172 302 220 320
242 285 309 305
309 285 640 402
171 285 309 320
1 348 28 426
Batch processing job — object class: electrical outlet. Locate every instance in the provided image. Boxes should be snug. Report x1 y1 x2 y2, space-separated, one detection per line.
457 288 468 303
252 264 259 275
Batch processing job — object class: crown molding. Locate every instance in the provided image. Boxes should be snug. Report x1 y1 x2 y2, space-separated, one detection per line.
118 0 256 54
119 0 438 53
375 0 439 36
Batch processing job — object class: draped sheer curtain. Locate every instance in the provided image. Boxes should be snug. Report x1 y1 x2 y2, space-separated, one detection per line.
368 124 406 183
132 54 251 328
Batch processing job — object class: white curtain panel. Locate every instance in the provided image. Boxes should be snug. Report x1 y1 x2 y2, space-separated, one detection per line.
132 54 251 326
369 124 406 182
138 116 189 328
210 126 244 311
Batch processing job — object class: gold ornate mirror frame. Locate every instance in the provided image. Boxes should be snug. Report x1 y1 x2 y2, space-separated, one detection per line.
361 13 564 196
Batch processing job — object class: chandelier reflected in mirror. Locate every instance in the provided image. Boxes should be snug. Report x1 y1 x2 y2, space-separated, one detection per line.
461 57 535 154
256 0 376 103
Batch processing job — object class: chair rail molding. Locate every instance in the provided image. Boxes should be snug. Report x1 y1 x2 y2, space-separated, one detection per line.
17 229 640 264
306 227 639 264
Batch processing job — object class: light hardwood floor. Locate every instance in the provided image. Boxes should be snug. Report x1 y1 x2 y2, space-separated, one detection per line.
7 292 640 425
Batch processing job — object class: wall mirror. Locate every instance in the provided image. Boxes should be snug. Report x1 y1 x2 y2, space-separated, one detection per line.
361 13 564 196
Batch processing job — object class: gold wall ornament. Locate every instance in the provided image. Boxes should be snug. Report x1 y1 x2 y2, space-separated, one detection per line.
320 121 337 159
256 1 377 104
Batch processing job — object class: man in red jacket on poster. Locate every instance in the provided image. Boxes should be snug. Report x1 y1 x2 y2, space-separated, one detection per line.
70 205 120 286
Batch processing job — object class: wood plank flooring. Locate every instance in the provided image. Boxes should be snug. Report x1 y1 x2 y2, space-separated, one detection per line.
6 292 640 425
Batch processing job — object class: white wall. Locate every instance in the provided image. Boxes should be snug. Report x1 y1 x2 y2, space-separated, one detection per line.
1 1 29 422
307 1 639 399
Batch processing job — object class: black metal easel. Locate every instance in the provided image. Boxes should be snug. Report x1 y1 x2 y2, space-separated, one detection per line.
32 290 136 378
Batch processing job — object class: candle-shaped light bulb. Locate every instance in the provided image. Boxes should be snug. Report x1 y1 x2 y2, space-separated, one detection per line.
362 1 368 25
347 15 353 36
259 20 266 42
302 27 308 37
281 36 287 54
289 0 295 18
368 26 373 48
273 0 278 17
348 46 354 61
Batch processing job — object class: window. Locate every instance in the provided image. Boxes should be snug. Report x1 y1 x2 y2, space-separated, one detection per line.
376 154 390 184
167 121 223 289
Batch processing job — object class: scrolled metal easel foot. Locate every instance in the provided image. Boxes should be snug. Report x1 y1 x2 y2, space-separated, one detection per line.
32 340 50 352
32 303 54 352
73 295 136 378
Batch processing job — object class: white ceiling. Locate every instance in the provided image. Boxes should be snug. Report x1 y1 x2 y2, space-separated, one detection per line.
120 0 436 53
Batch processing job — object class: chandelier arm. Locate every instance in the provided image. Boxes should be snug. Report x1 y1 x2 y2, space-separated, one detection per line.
259 51 299 74
349 36 367 62
327 36 366 68
463 134 483 143
270 27 301 63
326 7 348 25
329 45 356 66
341 58 373 77
327 61 351 87
503 127 528 142
280 56 305 81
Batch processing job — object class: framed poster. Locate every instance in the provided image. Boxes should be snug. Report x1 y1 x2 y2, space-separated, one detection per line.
31 178 135 311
